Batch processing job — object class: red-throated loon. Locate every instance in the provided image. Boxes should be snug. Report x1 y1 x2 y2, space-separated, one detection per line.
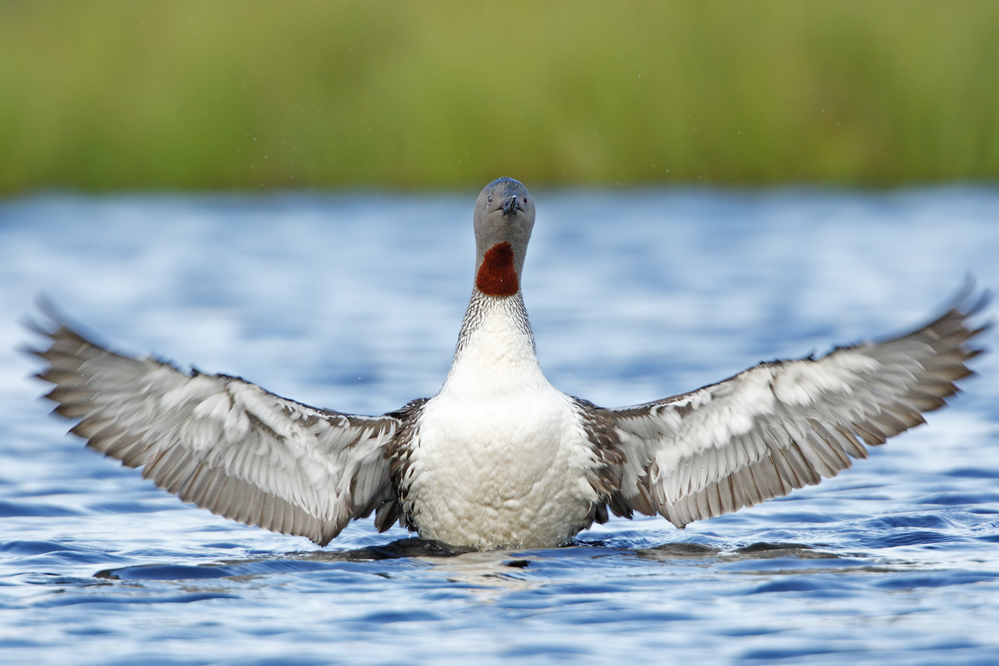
30 178 987 549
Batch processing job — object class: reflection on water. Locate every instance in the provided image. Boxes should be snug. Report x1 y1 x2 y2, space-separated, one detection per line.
95 539 864 596
1 188 999 665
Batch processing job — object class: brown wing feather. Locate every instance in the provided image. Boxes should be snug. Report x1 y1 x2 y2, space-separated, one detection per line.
611 283 989 527
30 315 404 546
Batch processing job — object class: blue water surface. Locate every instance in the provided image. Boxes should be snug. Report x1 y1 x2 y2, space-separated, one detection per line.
1 187 998 665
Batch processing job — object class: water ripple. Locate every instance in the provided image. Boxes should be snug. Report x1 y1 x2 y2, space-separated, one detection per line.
2 189 999 665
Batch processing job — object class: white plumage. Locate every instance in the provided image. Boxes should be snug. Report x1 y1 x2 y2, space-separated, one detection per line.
408 293 600 548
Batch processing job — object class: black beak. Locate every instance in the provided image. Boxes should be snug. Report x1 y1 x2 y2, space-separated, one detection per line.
501 195 520 216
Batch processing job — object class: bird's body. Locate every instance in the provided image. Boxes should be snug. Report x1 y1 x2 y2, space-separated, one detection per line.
403 292 600 549
31 178 987 550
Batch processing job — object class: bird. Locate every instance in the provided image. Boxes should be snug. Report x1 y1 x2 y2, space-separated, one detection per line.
29 177 988 550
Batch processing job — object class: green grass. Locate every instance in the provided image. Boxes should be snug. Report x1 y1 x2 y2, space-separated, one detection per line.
2 1 998 192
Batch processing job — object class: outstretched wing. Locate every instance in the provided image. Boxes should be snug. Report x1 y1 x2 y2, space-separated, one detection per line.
611 285 989 527
29 317 402 546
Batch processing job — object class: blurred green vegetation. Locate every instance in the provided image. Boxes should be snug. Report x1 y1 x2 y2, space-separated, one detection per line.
1 1 998 192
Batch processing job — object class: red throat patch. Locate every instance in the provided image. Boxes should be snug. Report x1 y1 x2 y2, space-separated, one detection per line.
476 242 519 296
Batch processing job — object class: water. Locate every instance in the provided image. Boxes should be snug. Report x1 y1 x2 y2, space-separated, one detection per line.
1 187 998 665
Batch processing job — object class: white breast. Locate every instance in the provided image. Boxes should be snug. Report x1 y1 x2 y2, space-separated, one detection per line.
405 300 599 549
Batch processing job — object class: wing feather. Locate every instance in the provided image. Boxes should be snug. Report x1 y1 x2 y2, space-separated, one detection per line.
30 316 404 546
612 284 989 527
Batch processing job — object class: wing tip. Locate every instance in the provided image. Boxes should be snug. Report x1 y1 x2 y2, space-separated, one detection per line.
949 273 992 328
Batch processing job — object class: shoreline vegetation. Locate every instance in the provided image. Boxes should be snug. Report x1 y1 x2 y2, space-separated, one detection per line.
2 2 997 193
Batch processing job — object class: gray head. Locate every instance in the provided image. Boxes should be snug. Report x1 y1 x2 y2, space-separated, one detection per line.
472 178 536 297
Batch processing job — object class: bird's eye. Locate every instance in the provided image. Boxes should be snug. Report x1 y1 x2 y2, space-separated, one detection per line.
487 196 493 204
523 197 528 204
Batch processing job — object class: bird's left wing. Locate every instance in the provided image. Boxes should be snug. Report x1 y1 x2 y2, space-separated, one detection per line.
28 317 404 546
610 287 988 527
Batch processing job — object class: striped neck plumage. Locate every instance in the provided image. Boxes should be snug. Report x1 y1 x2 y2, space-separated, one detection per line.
439 287 544 400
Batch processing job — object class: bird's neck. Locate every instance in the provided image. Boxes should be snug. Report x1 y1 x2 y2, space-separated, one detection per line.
440 290 544 395
475 241 520 297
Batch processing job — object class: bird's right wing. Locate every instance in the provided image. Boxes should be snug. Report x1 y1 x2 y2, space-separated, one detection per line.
29 317 404 546
610 284 989 527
